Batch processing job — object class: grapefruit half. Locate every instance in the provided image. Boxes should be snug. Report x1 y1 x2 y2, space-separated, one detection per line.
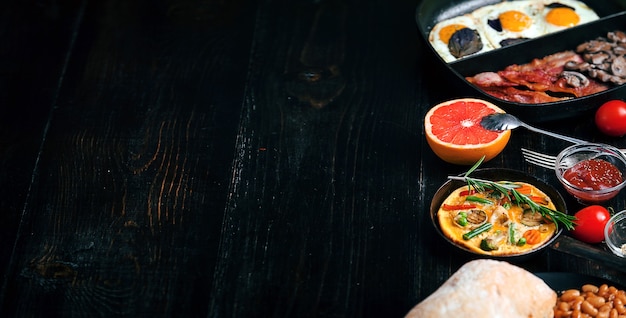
425 98 511 165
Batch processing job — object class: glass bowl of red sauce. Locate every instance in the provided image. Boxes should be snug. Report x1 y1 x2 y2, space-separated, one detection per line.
555 143 626 204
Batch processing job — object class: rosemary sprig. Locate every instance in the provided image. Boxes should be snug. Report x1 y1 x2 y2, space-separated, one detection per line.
447 157 576 231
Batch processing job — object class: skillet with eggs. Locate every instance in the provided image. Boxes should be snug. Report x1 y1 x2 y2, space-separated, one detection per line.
428 0 599 62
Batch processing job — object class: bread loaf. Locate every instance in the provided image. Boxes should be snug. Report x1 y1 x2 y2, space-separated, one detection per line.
405 259 556 318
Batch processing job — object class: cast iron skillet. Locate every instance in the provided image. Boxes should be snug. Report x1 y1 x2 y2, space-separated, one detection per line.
430 168 568 262
415 0 626 122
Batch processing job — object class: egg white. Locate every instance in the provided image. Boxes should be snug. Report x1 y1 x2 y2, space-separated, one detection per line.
540 0 599 33
428 14 494 63
426 0 600 63
473 0 546 49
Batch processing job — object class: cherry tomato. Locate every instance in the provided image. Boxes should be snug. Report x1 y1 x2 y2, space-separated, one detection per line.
570 205 611 244
595 100 626 137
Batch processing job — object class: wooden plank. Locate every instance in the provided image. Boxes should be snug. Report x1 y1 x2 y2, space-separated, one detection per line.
0 0 84 290
0 0 256 316
207 0 429 316
4 0 626 316
207 0 626 315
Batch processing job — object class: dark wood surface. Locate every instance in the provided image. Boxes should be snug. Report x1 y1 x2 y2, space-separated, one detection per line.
1 0 626 317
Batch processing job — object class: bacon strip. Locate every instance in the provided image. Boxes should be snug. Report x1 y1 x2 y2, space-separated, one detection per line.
466 51 611 104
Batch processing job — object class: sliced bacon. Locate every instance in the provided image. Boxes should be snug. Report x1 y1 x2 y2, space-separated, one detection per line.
465 51 611 104
466 72 517 87
479 86 566 104
553 75 611 97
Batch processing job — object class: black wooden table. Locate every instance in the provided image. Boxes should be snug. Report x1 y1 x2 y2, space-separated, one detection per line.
1 0 625 317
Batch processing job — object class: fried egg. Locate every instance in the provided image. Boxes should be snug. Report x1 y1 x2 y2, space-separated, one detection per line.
425 0 599 63
473 0 545 49
541 0 599 33
428 14 494 62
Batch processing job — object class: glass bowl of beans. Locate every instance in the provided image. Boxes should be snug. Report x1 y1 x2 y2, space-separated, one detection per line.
605 210 626 258
554 143 626 204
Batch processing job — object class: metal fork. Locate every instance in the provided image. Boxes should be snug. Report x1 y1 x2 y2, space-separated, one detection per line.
521 148 559 169
521 147 626 169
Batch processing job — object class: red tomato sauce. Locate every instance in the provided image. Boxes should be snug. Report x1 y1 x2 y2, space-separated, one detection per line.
563 158 623 190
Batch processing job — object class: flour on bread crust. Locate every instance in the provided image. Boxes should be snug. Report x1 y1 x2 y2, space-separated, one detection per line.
405 259 556 318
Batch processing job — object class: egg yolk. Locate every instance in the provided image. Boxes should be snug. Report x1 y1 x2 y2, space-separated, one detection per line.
439 24 467 44
545 7 580 27
499 10 532 32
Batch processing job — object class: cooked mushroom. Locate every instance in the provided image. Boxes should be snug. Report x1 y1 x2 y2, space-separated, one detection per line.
466 209 487 225
561 71 589 88
614 45 626 55
611 76 626 86
448 28 483 59
608 30 626 43
454 209 488 229
589 52 610 65
521 209 544 227
565 60 590 71
589 69 610 82
577 40 612 54
499 37 529 47
598 62 612 72
611 55 626 77
568 31 626 86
